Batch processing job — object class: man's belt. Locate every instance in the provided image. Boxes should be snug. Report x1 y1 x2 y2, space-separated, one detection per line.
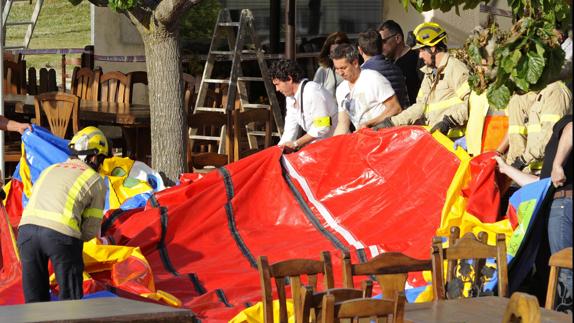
553 189 573 199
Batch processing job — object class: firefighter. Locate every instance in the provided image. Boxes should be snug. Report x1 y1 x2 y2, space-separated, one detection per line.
499 81 572 173
17 126 108 303
375 22 470 139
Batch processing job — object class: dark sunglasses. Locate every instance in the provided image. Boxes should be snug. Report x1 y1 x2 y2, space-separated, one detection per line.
381 33 397 44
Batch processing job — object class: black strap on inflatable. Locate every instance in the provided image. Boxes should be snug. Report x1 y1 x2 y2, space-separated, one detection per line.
218 167 258 269
357 248 368 263
149 193 160 208
280 159 349 253
157 206 179 276
100 208 125 235
188 273 207 295
215 288 233 307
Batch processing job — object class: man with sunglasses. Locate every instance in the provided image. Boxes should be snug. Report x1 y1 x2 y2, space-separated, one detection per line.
375 22 470 139
330 43 402 135
378 20 423 105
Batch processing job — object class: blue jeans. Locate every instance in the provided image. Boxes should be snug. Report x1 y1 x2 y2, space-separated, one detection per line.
548 196 572 311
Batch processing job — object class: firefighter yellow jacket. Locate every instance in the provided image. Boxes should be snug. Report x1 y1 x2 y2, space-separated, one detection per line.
391 53 470 134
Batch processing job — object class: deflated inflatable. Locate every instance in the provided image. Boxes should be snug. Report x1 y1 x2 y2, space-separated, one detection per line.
0 125 548 322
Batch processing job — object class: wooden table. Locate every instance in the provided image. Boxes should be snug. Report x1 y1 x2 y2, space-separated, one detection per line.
405 296 571 322
4 94 151 162
0 297 195 322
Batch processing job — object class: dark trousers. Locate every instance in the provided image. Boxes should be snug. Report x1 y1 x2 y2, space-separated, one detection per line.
17 224 84 303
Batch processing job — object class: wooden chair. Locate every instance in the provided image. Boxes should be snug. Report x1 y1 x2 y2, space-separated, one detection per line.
233 108 272 161
71 67 102 101
33 92 79 139
99 71 132 103
299 287 366 323
188 112 229 172
545 247 573 309
342 250 434 300
38 68 58 94
503 292 541 323
321 291 406 323
3 59 27 95
128 71 148 103
257 251 335 323
183 73 197 114
432 226 508 299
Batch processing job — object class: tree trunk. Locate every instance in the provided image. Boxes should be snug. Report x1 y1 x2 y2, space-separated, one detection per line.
142 28 187 184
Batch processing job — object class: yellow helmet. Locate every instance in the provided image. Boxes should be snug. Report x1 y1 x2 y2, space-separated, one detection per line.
69 126 109 157
412 22 447 49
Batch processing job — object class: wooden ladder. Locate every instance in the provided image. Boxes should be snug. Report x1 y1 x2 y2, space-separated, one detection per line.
2 0 44 53
193 9 283 163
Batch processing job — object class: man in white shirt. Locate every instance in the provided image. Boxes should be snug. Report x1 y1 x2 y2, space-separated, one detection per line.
331 43 402 135
270 59 338 152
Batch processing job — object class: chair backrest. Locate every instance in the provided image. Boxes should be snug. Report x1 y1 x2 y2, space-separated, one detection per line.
71 67 102 101
342 250 433 301
33 92 79 138
183 73 197 114
128 71 148 104
503 292 541 323
432 226 508 299
299 287 366 323
38 68 58 94
321 291 406 323
4 59 27 95
257 251 335 323
187 112 229 171
233 109 272 161
545 247 573 309
99 71 132 103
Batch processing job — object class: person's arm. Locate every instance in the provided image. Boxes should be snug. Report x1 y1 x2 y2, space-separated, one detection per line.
360 95 402 128
496 133 509 155
278 104 300 146
81 178 106 241
0 116 32 134
494 155 539 187
390 73 431 126
551 121 572 188
334 111 351 135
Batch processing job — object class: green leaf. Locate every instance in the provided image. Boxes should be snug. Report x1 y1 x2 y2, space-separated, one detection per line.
468 44 483 65
526 51 545 84
514 77 530 92
487 84 511 109
468 74 481 91
502 50 522 73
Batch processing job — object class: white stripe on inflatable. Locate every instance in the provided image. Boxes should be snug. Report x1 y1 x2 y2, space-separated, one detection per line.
282 156 365 250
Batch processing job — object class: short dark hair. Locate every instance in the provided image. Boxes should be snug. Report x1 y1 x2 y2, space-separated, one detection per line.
358 29 382 56
329 43 360 63
377 20 405 40
269 59 304 83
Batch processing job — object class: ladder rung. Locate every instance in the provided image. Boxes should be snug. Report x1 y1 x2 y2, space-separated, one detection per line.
195 107 227 113
242 103 270 109
189 135 222 141
211 50 258 56
248 131 281 137
203 79 230 84
5 21 33 26
237 77 264 82
218 22 240 27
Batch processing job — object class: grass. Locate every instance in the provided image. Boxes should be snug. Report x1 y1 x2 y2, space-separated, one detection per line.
5 0 91 83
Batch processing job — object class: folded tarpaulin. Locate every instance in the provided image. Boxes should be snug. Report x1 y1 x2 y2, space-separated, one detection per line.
101 126 479 321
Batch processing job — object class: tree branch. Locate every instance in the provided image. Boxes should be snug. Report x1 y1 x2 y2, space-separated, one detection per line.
86 0 110 7
154 0 201 26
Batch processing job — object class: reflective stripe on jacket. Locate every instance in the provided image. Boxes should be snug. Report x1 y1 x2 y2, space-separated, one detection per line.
390 53 470 130
19 158 106 241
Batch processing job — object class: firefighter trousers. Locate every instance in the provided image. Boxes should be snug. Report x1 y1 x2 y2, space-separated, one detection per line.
17 224 84 303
